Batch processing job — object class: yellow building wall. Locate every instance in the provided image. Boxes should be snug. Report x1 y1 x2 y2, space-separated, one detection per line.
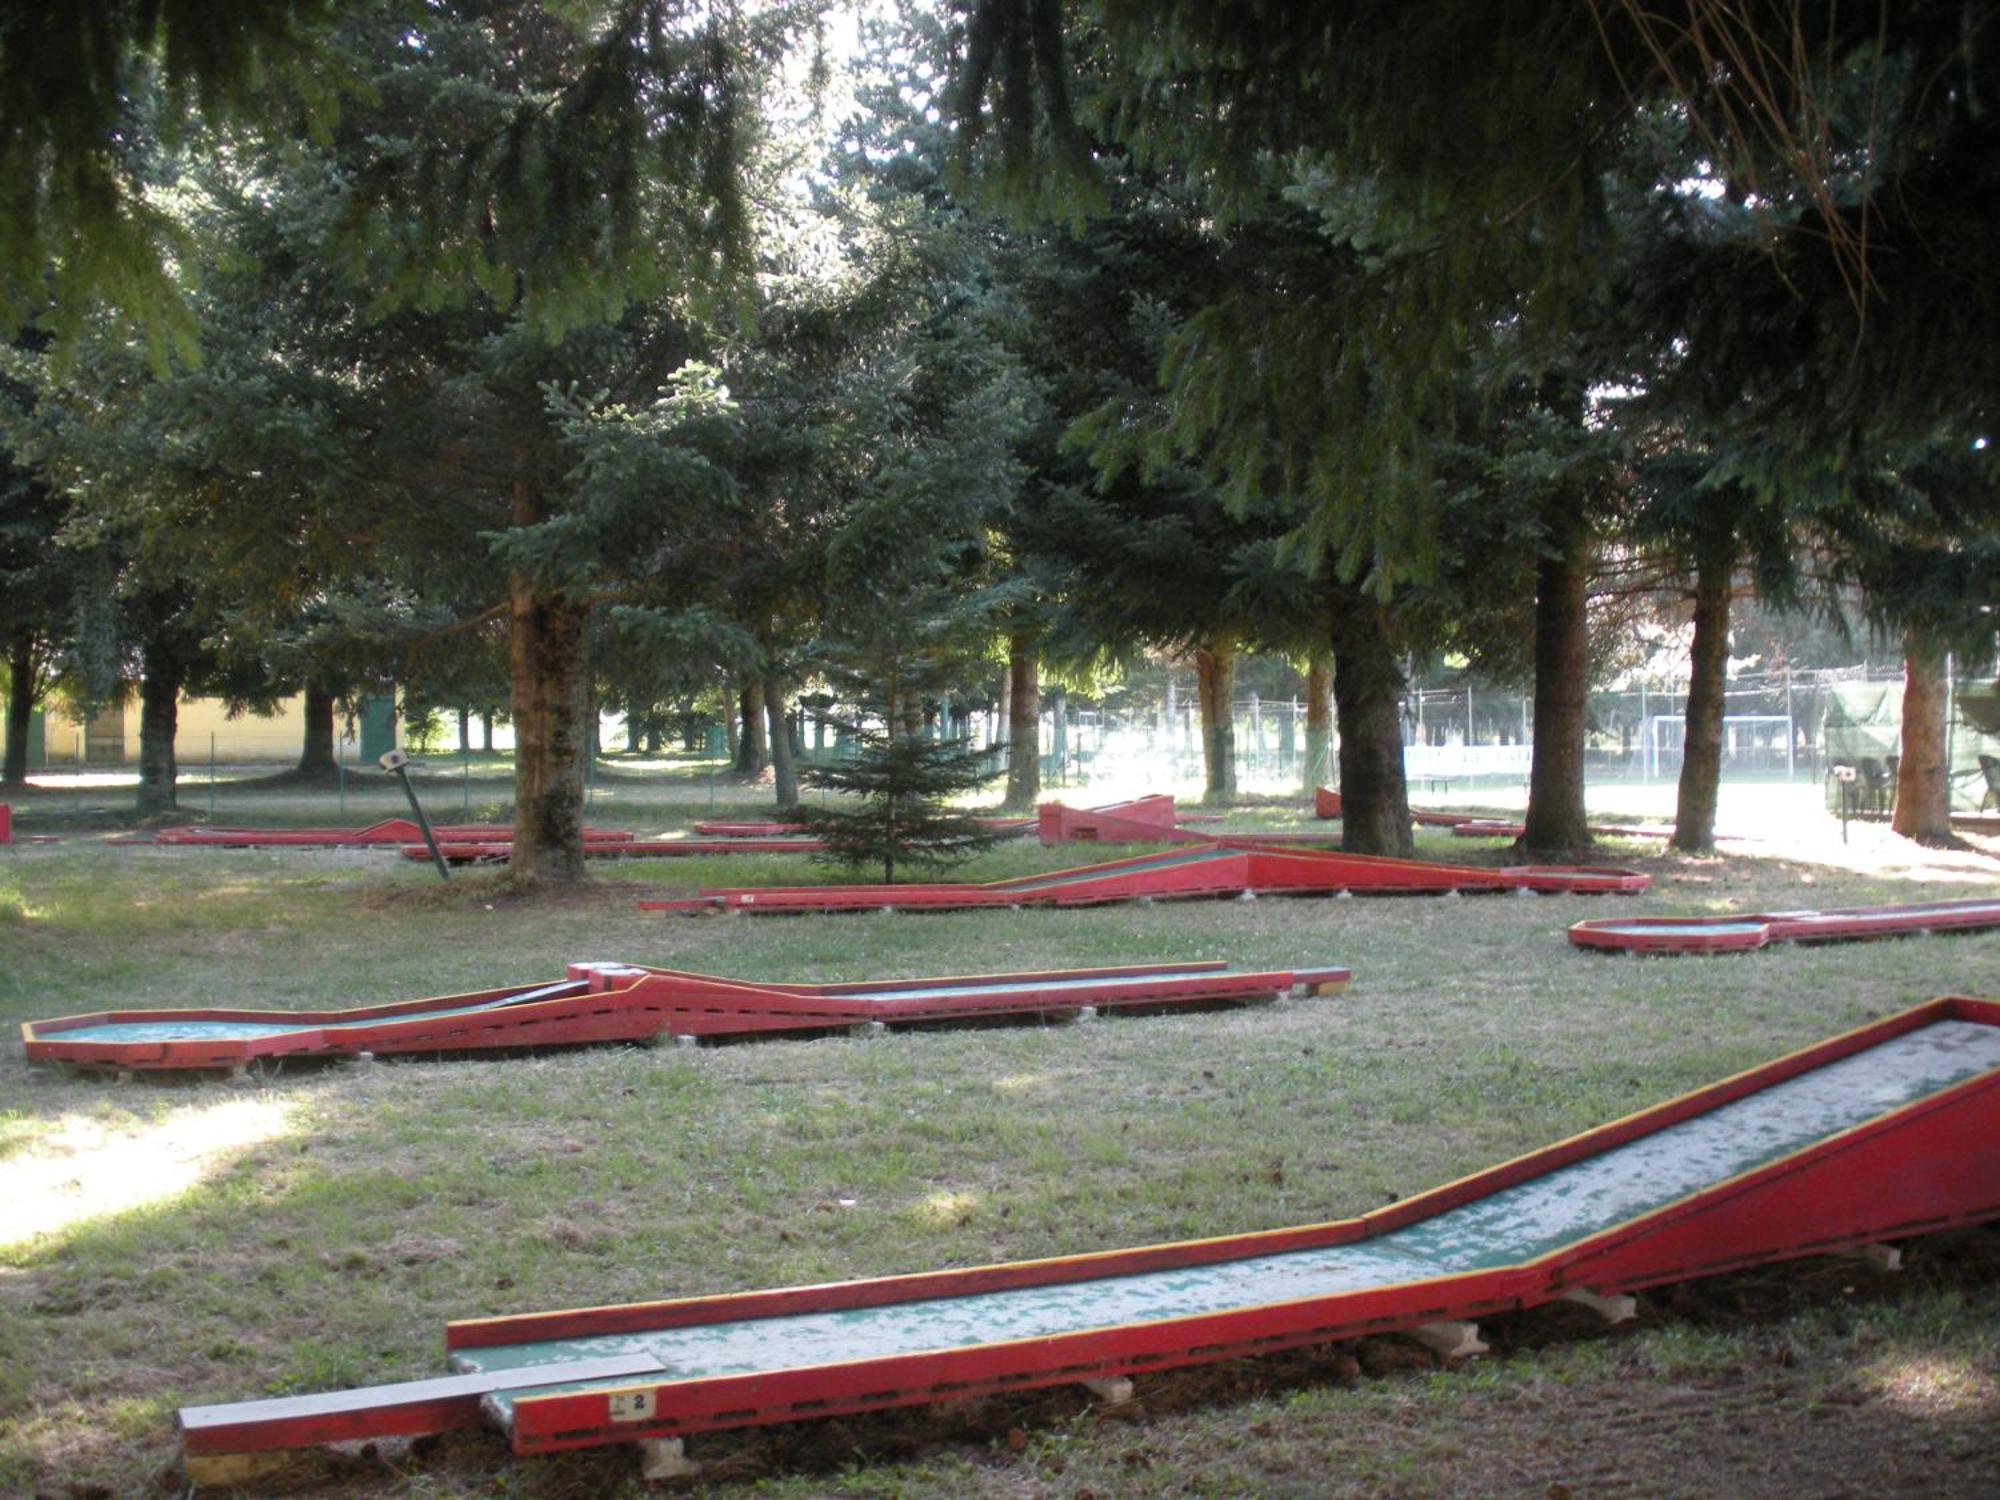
39 693 401 765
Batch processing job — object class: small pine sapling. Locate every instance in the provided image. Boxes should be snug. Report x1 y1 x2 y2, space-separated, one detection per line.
785 722 1003 884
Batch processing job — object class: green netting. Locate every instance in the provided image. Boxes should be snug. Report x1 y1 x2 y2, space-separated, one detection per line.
1821 681 2000 813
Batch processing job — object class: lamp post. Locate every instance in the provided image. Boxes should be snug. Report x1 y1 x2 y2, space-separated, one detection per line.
380 750 449 881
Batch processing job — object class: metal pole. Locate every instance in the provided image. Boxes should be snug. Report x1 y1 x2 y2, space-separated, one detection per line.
462 741 471 815
391 763 450 882
1946 652 1957 813
1784 666 1795 779
1639 683 1648 780
208 732 216 819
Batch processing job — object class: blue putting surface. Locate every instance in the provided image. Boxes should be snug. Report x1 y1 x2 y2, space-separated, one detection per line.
41 980 589 1044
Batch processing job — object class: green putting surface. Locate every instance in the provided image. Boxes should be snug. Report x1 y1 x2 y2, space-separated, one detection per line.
460 1019 2000 1428
830 968 1272 1004
1580 921 1771 940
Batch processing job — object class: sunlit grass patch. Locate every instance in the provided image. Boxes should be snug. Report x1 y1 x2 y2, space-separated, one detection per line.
0 1093 299 1253
0 880 40 923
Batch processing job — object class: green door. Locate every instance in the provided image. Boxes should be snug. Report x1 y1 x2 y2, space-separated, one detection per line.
358 695 398 762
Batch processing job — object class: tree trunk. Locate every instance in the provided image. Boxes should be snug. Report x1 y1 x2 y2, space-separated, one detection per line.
135 652 182 818
1671 541 1734 852
764 676 797 807
1891 635 1955 843
481 710 495 754
1004 631 1039 809
626 709 642 754
1519 530 1594 854
1303 650 1332 793
995 665 1011 766
1193 641 1237 803
3 628 37 789
297 681 338 776
736 678 769 774
506 477 590 884
1329 595 1413 857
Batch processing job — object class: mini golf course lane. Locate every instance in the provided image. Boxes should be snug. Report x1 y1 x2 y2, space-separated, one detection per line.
644 843 1649 915
121 820 635 848
1570 896 2000 953
23 961 1348 1073
175 998 2000 1473
455 1020 2000 1396
25 980 590 1045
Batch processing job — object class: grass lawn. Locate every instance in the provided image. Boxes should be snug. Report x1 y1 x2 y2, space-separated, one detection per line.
1 775 1997 1497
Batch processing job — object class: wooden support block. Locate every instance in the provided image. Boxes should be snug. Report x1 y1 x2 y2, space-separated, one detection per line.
1236 890 1259 902
851 1020 887 1036
673 1034 700 1049
1072 1006 1098 1024
638 1436 701 1481
1411 1321 1488 1361
1560 1287 1638 1324
1082 1376 1134 1405
1838 1243 1903 1272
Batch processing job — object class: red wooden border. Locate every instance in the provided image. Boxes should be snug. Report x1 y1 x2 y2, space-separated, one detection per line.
176 998 2000 1461
24 960 1337 1072
1570 897 2000 954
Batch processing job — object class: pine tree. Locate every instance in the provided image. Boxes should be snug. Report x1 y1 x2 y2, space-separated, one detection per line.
786 726 1002 885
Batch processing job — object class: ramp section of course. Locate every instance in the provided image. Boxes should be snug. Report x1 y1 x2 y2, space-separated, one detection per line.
1034 795 1223 845
177 997 2000 1478
1570 896 2000 954
23 960 1348 1075
641 842 1647 915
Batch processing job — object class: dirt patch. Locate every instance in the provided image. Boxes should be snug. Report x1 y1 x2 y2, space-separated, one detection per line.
355 873 660 913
